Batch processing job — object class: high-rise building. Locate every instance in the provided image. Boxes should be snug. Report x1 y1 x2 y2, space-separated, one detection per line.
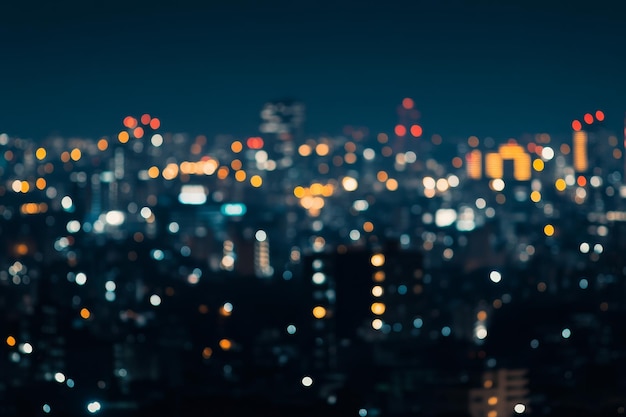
469 368 529 417
259 98 305 159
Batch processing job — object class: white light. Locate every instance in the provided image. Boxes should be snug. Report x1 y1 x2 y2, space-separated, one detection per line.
363 148 375 160
341 176 358 192
541 146 554 160
178 185 207 205
372 318 383 330
492 178 505 191
105 292 116 302
54 372 66 383
423 176 436 189
435 209 457 227
168 222 180 233
312 272 326 285
61 196 73 210
490 271 502 283
359 409 368 417
475 326 488 340
66 220 81 233
287 324 297 334
349 229 361 241
579 278 588 289
475 198 486 209
579 242 590 253
561 328 571 339
75 272 87 286
140 207 153 219
43 404 51 413
223 302 233 313
255 230 267 242
447 174 460 187
149 294 161 306
87 401 101 413
352 200 369 211
105 281 116 292
150 134 163 147
405 151 416 163
514 403 526 414
104 210 125 226
21 342 33 354
301 376 313 387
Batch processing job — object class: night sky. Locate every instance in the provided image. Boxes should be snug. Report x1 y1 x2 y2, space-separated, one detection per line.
1 0 625 141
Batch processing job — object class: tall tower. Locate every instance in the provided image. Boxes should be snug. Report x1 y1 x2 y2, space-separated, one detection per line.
393 97 423 153
259 98 305 159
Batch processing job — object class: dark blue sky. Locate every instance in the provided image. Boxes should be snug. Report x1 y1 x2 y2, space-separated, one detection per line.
1 0 624 142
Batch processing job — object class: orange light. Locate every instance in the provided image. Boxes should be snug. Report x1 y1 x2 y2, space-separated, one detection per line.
149 118 161 130
572 120 582 131
394 125 407 137
577 176 587 186
202 347 213 359
133 127 144 139
583 113 593 124
595 110 605 121
6 336 16 347
410 124 423 137
219 339 232 350
141 114 151 125
80 308 91 319
118 131 130 143
401 97 414 110
123 116 137 129
97 138 108 151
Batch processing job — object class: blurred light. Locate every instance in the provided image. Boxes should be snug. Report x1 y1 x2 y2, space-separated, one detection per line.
301 376 313 387
572 120 582 131
312 272 326 284
287 324 297 334
562 328 571 339
150 294 162 306
514 403 526 414
75 272 87 286
341 176 358 191
490 271 502 283
87 401 101 413
402 97 414 109
255 230 267 242
372 318 383 330
544 224 555 236
370 253 385 267
6 335 16 347
312 306 327 319
21 342 33 354
178 185 207 205
221 203 247 216
54 372 65 383
371 302 386 315
80 308 91 319
595 110 605 121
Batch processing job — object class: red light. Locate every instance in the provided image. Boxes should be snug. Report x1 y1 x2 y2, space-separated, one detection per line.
133 127 144 139
401 98 414 110
123 116 137 129
141 114 151 125
577 176 587 187
583 113 593 124
394 125 407 137
595 110 605 121
149 118 161 130
572 120 582 131
410 124 423 137
246 137 264 149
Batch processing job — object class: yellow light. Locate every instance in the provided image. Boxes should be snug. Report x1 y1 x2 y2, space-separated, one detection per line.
80 308 91 319
250 175 262 187
530 190 541 202
544 224 555 236
219 339 232 350
118 131 130 143
35 147 46 160
70 148 81 161
370 253 385 267
322 184 334 197
488 397 498 406
533 159 544 171
6 335 16 347
20 181 30 193
36 178 46 190
312 306 327 319
97 138 108 151
310 183 323 195
371 302 386 315
235 170 246 182
148 166 160 179
555 179 566 191
293 186 305 198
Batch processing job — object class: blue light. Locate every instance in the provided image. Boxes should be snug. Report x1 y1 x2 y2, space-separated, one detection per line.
221 203 247 216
